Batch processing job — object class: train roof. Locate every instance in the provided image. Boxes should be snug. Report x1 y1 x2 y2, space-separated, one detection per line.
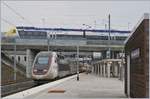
37 51 57 56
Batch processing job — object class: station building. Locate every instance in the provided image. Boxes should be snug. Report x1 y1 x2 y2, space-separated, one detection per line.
124 13 149 98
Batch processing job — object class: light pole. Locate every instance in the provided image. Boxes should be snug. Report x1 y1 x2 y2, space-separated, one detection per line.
54 31 57 51
94 20 97 29
14 38 16 80
50 31 54 51
42 18 45 27
128 22 131 31
77 45 79 81
107 14 111 59
103 15 111 59
47 32 50 52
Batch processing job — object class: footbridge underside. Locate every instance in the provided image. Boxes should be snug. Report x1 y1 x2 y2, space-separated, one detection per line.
1 39 124 52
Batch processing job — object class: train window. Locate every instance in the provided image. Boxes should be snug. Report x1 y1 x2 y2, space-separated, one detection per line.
18 56 20 62
24 56 26 61
55 58 57 63
37 57 49 65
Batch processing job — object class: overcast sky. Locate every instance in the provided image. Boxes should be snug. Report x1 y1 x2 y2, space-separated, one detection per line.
1 1 150 32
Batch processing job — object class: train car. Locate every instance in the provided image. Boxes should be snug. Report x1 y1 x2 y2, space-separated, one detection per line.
32 51 77 83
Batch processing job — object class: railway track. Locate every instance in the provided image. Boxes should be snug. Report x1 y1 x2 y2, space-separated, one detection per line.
1 80 35 97
1 73 79 97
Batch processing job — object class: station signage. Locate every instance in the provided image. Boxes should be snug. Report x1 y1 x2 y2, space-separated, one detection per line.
131 48 140 59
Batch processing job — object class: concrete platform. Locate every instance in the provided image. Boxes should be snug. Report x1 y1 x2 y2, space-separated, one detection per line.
25 73 126 98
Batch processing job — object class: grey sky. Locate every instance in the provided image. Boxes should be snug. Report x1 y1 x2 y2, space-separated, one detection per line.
1 1 150 32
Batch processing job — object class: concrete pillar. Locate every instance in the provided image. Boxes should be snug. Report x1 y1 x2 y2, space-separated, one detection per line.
94 65 95 74
98 64 100 76
99 64 101 76
114 64 118 77
94 65 96 75
26 49 35 78
97 65 98 75
100 64 103 77
93 65 94 74
97 64 99 75
102 64 104 77
95 65 97 75
95 64 97 75
107 63 111 78
105 65 108 77
118 62 122 80
103 63 106 77
92 65 94 74
95 65 96 75
101 64 103 76
121 65 124 81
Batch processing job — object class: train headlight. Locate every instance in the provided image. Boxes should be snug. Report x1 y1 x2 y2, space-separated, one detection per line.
43 69 48 72
33 69 37 72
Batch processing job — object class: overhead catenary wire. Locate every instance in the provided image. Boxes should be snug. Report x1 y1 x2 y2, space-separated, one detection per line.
1 17 15 26
2 1 33 26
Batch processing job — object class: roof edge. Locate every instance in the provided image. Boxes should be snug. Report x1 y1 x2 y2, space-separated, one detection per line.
124 13 149 44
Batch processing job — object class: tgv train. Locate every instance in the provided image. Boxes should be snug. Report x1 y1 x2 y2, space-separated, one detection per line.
31 51 77 82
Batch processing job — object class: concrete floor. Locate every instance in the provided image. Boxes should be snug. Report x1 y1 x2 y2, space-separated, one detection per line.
25 73 126 98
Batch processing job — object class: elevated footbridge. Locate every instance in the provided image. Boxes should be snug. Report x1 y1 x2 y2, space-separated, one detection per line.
2 38 124 52
2 27 129 52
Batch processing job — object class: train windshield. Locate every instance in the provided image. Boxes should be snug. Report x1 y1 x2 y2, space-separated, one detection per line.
36 57 49 65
